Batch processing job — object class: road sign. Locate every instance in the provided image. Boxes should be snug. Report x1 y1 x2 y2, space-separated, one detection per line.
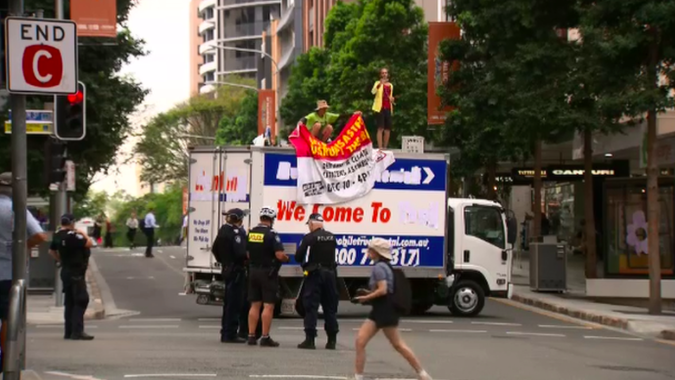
4 17 78 95
4 109 54 134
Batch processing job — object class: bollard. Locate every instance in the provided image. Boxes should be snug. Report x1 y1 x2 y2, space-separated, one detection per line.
3 280 26 380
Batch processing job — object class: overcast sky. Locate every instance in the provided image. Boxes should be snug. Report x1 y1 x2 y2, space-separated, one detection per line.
90 0 189 195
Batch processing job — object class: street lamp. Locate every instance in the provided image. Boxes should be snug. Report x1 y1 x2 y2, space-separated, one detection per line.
203 81 258 92
177 134 217 140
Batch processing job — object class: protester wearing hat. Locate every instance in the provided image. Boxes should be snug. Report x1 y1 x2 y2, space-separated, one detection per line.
0 172 48 367
211 208 249 343
49 213 94 341
294 213 339 350
351 238 432 380
298 100 363 143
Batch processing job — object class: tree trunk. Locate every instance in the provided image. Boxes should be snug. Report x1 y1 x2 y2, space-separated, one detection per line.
532 140 542 240
583 127 597 279
487 160 498 201
646 31 662 315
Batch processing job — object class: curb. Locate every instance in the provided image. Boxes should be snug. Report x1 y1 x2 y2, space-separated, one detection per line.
661 330 675 341
85 266 105 320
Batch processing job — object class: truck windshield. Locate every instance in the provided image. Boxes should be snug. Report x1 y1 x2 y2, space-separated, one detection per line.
464 205 505 249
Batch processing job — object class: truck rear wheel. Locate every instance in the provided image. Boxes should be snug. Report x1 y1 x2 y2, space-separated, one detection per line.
448 280 485 317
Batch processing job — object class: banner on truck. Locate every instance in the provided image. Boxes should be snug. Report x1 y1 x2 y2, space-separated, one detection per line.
263 152 448 268
288 115 395 205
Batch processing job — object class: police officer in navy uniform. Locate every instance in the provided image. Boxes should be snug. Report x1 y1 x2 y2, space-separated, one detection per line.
48 214 94 341
295 213 339 350
211 208 248 343
246 206 289 347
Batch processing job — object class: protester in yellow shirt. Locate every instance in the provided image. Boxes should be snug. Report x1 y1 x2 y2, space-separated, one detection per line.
371 68 395 149
298 100 362 143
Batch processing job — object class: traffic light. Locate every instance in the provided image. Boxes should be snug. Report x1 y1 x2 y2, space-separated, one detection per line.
55 81 86 141
44 139 67 187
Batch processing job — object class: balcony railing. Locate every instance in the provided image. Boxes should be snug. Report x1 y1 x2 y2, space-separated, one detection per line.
221 0 281 6
220 21 270 38
222 56 257 72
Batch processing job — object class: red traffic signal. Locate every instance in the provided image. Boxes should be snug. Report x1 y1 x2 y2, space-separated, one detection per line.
67 91 84 104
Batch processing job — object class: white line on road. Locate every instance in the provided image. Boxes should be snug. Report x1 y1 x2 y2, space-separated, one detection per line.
157 250 164 253
125 374 216 378
170 255 176 259
119 325 180 329
250 376 347 379
428 329 487 333
399 328 412 332
129 318 181 322
471 321 522 326
583 335 644 341
278 326 304 330
539 324 592 330
44 371 105 380
198 318 220 322
36 325 98 329
506 331 566 337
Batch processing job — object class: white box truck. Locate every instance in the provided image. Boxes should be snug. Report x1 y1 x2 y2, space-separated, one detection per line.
184 146 516 317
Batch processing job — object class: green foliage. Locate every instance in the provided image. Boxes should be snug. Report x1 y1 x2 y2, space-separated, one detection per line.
0 0 148 200
133 78 258 184
280 0 428 145
72 190 109 220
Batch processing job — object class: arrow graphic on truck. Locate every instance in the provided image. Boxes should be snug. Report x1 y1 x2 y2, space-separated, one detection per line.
275 161 435 186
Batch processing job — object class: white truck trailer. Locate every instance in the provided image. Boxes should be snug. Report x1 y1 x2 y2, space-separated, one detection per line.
184 146 516 317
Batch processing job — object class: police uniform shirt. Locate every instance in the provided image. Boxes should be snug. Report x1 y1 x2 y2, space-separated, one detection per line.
212 224 247 266
295 228 337 269
50 229 90 272
247 224 284 267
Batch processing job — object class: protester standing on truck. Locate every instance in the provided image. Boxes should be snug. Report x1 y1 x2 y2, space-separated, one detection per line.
211 208 248 343
352 238 432 380
294 213 339 350
246 206 290 347
371 67 395 150
49 213 95 341
298 100 363 143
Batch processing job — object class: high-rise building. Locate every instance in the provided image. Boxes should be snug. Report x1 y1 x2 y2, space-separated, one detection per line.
189 0 281 95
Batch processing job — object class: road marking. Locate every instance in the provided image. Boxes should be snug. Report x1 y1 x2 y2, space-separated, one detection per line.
198 318 220 322
399 328 412 332
278 326 304 330
428 329 487 333
199 325 220 329
119 325 180 329
44 371 104 380
491 297 598 329
539 324 592 330
250 376 347 379
401 319 453 324
124 374 216 378
583 335 644 341
506 331 565 337
170 255 176 259
157 250 164 253
129 318 181 322
471 321 522 326
178 292 187 296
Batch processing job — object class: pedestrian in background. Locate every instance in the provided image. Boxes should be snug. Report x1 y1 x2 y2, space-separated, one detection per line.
211 208 248 343
371 67 394 150
352 238 432 380
295 213 339 350
246 206 289 347
143 207 159 258
92 215 103 246
126 211 138 249
49 213 94 341
0 172 48 371
104 218 114 248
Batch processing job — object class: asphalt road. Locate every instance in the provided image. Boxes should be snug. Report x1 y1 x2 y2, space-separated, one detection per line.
25 246 675 380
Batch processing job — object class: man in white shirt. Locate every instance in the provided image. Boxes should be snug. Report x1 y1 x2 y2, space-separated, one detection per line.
144 208 159 258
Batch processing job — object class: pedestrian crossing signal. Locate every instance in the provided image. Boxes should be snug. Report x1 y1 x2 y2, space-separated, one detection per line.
55 81 86 141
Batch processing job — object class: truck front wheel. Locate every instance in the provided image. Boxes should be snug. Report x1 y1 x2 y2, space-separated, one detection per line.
448 280 485 317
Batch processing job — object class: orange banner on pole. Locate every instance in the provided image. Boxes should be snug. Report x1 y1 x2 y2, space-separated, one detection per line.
70 0 118 38
258 89 276 144
427 22 460 125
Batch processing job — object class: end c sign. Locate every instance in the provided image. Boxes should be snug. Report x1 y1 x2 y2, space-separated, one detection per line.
4 17 78 95
22 45 63 88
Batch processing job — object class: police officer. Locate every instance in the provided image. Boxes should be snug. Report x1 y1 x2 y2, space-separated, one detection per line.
246 206 289 347
211 208 247 343
48 214 94 341
295 213 339 349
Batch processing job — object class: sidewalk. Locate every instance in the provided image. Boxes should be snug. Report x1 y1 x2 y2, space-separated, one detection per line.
27 268 105 325
511 251 675 340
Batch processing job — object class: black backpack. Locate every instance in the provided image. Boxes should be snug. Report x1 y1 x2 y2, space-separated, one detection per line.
138 218 147 233
383 262 412 315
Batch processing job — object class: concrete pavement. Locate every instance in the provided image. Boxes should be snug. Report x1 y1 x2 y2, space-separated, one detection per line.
21 246 675 380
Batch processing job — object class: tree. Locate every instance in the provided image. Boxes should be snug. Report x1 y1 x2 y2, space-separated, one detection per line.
72 190 109 220
579 1 675 314
133 80 258 184
0 0 148 200
280 0 428 144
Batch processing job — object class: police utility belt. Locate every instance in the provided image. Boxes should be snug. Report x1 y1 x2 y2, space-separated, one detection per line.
303 263 336 274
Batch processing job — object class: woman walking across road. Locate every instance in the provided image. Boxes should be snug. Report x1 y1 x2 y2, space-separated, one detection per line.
352 238 432 380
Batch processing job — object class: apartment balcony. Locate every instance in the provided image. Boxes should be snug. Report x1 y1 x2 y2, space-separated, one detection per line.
199 20 215 34
198 0 216 13
221 56 257 73
199 61 217 76
200 83 217 94
220 21 270 39
198 39 217 55
276 1 294 33
220 0 281 9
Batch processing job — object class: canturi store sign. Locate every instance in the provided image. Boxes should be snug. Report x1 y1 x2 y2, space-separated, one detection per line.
551 169 615 176
500 161 631 183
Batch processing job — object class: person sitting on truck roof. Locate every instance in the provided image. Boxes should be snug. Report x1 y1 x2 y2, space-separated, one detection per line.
352 238 432 380
298 100 362 143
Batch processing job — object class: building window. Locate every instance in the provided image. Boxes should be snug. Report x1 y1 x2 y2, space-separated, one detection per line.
263 5 272 22
203 7 214 20
204 54 215 63
203 29 214 42
204 72 215 83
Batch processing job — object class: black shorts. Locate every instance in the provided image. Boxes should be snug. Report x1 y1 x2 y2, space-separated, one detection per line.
0 280 13 320
375 109 392 130
248 268 278 304
367 297 399 329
